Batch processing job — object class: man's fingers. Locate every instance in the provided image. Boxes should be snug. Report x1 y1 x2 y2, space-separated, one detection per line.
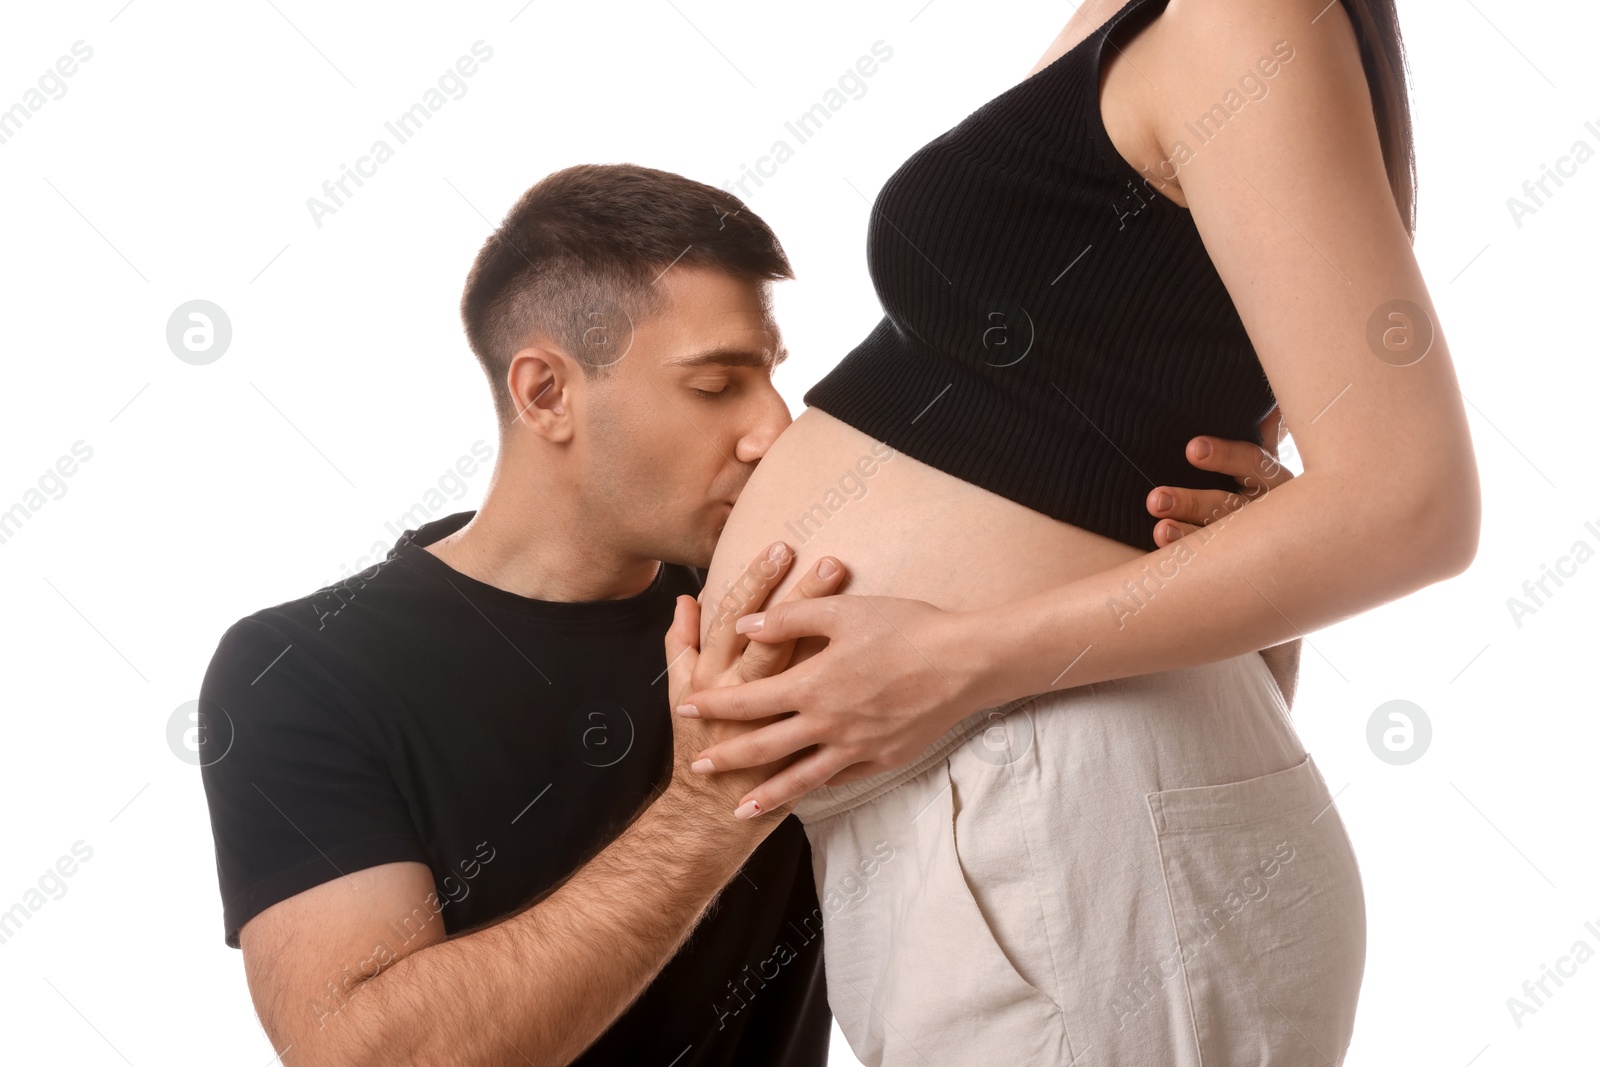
1145 431 1298 535
1184 435 1294 494
730 748 863 820
738 557 846 682
665 594 699 655
700 541 795 676
1147 485 1247 529
1151 517 1202 547
664 596 701 706
777 556 847 606
735 641 795 690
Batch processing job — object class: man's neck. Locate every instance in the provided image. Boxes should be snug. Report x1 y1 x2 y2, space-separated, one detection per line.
424 470 660 604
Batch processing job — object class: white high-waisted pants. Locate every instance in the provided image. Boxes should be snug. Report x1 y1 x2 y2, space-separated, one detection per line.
792 650 1366 1066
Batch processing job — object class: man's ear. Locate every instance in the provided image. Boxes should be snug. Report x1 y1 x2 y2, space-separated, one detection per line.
506 345 576 442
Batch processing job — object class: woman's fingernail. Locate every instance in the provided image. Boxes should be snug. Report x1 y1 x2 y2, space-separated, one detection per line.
735 613 764 634
1194 439 1212 459
690 758 715 774
734 799 762 820
1154 491 1173 513
675 704 699 718
817 558 838 579
768 541 788 560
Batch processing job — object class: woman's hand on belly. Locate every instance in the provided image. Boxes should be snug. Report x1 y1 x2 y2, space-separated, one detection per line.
680 592 987 816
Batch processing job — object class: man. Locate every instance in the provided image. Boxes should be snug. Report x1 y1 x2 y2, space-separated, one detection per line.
200 164 840 1066
199 162 1290 1066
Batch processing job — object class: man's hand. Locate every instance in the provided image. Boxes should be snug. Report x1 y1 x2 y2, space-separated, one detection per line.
1147 410 1303 707
692 543 845 694
664 542 845 820
1145 408 1295 548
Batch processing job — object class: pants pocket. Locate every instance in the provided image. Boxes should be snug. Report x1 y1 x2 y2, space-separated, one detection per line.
810 757 1073 1066
943 757 1068 1019
1146 754 1367 1066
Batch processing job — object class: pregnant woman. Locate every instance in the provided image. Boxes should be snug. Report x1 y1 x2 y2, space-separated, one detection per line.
682 0 1478 1063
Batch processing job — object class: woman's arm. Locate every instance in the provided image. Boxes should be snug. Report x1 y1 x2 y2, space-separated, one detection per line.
678 0 1479 814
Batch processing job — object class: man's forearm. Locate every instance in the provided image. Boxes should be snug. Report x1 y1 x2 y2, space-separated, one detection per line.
306 790 761 1067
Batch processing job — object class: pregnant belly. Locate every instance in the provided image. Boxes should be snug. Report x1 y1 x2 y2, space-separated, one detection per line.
697 407 1150 645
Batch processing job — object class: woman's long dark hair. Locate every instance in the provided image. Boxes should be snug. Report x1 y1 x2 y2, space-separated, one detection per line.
1342 0 1417 241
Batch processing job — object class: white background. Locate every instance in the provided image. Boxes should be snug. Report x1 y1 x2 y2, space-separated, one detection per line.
1 1 1595 1064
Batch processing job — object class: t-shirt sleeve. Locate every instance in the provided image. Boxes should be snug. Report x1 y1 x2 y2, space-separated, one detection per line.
199 616 428 948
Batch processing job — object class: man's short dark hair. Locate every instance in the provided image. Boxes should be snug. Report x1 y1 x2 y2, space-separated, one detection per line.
460 163 795 424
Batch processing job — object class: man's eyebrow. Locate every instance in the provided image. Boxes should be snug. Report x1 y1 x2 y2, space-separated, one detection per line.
666 345 788 369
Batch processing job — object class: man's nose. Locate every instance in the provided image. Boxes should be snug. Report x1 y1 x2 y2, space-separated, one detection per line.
735 390 793 464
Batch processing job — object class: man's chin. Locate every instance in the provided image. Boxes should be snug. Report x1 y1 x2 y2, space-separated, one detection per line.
648 513 727 570
698 530 721 569
654 534 717 571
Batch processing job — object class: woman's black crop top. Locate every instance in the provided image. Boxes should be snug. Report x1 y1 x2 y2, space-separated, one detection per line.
802 0 1279 551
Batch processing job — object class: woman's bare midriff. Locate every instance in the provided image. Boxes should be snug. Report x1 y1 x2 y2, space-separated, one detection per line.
698 407 1150 644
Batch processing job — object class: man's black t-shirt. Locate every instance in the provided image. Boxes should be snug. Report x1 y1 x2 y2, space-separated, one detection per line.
198 512 829 1065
